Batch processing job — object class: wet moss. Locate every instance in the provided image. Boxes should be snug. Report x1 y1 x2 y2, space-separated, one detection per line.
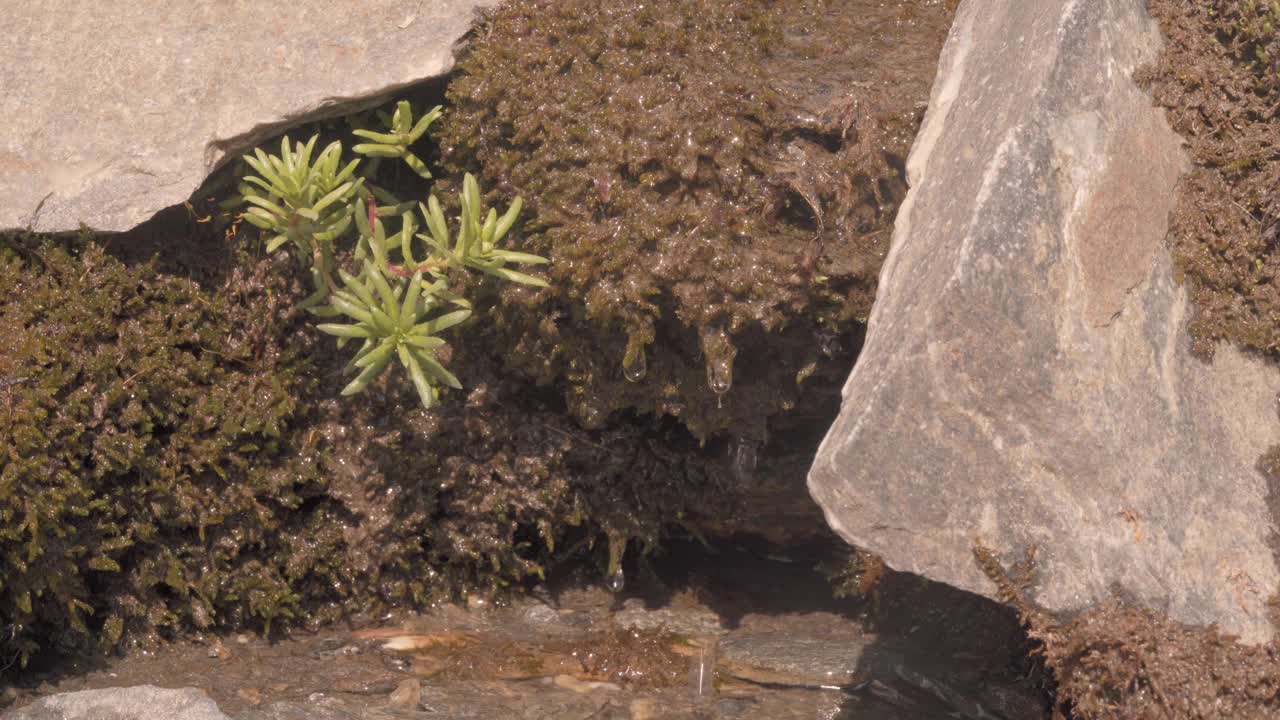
0 232 329 663
436 0 947 441
0 226 735 669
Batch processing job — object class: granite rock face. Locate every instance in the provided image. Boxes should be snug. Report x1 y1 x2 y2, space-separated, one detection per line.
1 0 498 233
2 686 228 720
808 0 1280 642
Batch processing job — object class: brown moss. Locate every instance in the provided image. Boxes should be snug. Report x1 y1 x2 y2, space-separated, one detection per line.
1136 0 1280 358
1039 602 1280 719
436 0 951 440
973 544 1280 719
0 231 329 663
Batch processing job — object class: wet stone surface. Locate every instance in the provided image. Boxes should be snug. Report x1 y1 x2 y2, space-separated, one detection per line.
6 543 1051 719
718 627 866 687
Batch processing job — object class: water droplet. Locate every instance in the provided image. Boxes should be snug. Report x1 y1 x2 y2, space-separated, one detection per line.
707 357 732 395
604 528 627 593
576 403 605 429
623 346 646 382
606 567 626 593
730 436 758 483
688 639 719 698
818 329 840 358
700 327 736 397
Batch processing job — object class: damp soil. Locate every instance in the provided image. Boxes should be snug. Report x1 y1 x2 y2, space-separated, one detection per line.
5 540 1050 719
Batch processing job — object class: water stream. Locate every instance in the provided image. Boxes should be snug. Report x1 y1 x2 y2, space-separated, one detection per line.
8 539 1050 719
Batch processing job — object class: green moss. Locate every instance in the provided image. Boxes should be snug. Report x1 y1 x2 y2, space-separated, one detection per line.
1230 0 1280 90
0 233 329 662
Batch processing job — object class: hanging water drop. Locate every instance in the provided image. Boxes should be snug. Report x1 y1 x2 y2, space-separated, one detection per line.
706 356 732 395
817 329 841 358
606 567 626 593
700 326 735 398
623 346 647 382
604 528 627 593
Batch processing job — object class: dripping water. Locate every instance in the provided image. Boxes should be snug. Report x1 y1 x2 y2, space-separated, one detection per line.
623 346 647 382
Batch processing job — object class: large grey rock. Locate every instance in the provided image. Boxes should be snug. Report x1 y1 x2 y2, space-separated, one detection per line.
808 0 1280 643
2 686 228 720
1 0 498 234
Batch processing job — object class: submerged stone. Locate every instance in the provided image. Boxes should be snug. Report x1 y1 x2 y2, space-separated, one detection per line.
1 686 228 720
809 0 1280 643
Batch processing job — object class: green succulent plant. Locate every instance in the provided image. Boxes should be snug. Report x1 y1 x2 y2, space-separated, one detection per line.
317 263 469 408
239 135 363 255
419 173 549 287
237 103 549 409
352 101 443 180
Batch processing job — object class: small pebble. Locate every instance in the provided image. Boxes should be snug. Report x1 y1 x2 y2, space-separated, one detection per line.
207 638 232 660
521 604 559 626
628 698 656 720
553 674 622 693
408 654 448 678
382 654 412 672
236 687 262 706
311 636 360 658
335 677 397 695
382 632 471 651
388 678 422 707
235 634 252 645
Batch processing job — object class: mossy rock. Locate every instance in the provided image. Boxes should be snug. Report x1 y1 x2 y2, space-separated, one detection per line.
1138 1 1280 357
